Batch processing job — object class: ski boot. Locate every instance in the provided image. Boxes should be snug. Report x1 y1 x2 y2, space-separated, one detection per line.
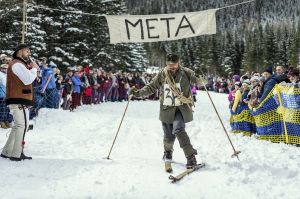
163 150 173 161
163 150 173 173
186 154 197 169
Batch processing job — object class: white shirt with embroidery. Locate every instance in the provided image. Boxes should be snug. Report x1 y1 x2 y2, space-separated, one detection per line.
12 63 37 85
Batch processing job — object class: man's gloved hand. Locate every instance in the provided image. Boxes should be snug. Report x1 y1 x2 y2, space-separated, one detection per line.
129 87 139 96
39 92 45 97
128 87 140 100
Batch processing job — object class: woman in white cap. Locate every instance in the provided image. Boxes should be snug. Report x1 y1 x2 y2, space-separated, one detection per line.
231 81 242 113
230 79 256 135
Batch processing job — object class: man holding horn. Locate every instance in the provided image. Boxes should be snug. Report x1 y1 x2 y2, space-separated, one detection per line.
0 44 39 161
130 53 201 171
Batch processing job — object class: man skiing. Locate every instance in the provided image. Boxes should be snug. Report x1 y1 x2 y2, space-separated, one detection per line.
130 53 200 171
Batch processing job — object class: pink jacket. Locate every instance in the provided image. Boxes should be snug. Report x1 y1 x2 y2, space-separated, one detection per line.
191 86 197 94
228 90 236 102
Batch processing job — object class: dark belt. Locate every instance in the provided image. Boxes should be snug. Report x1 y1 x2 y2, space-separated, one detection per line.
18 105 31 110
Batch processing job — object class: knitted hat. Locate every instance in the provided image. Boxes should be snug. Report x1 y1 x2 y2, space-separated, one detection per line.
84 66 90 73
242 79 251 86
232 75 240 82
234 81 242 87
241 75 249 81
258 76 265 82
250 76 259 82
263 66 273 75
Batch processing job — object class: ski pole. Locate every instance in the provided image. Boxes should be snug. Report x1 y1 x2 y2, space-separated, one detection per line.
105 96 131 160
198 72 241 161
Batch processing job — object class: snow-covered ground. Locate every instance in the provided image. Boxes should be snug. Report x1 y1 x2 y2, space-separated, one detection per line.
0 91 299 199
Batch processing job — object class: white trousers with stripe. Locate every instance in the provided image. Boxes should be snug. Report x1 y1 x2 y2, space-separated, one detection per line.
1 104 29 158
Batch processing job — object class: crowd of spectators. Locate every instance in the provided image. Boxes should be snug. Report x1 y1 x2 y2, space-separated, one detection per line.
228 66 299 113
1 53 299 135
228 65 300 145
0 55 161 128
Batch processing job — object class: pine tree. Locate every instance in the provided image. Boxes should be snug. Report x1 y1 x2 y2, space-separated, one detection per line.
222 32 237 75
277 27 289 67
1 0 300 75
288 27 299 67
0 0 24 52
235 38 244 74
177 39 190 67
0 0 149 71
207 35 220 75
263 24 278 67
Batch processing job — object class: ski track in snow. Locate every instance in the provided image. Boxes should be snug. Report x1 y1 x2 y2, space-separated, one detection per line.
0 91 299 199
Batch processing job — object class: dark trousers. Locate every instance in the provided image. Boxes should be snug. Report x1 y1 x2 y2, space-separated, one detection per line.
162 111 186 139
162 110 196 158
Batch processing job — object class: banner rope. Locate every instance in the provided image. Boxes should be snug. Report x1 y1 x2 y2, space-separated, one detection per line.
218 0 255 10
28 0 255 17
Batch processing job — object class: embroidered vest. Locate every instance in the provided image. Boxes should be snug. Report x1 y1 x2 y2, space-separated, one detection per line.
6 58 34 106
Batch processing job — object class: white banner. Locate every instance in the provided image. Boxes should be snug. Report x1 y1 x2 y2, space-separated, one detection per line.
105 9 218 44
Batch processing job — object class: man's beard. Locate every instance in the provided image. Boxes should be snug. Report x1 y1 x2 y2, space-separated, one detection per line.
168 68 177 76
23 55 30 63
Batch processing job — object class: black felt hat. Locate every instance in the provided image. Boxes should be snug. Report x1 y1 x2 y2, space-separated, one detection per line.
12 43 30 58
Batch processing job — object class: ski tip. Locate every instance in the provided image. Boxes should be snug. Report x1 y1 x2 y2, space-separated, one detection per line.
197 163 206 169
169 176 178 183
186 162 206 170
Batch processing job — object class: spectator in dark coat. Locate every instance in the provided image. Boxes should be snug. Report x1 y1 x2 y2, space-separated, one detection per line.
62 78 73 110
82 66 94 105
117 73 127 101
258 67 277 102
207 75 214 91
126 73 136 87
